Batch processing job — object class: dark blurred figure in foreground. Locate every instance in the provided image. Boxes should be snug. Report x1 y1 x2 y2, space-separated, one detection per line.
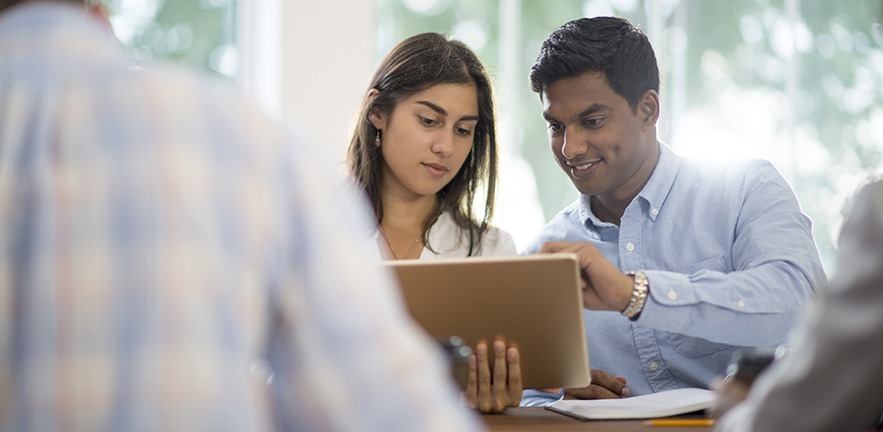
716 179 883 432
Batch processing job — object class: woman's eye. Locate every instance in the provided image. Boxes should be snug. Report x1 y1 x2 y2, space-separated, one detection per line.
419 116 437 127
456 127 473 137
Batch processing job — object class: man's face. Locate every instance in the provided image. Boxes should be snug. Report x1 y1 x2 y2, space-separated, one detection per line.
541 71 657 199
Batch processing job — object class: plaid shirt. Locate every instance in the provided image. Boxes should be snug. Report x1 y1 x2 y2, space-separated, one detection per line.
0 3 478 431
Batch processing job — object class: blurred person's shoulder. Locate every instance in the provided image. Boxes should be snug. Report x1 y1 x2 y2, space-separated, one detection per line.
134 60 289 151
141 61 272 121
850 177 883 219
862 177 883 199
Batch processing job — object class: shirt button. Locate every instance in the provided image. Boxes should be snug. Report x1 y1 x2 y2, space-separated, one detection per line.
667 290 678 300
736 299 746 308
650 208 659 216
649 361 658 371
626 242 635 251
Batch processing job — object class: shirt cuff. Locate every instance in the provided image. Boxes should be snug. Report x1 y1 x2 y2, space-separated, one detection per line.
519 388 565 407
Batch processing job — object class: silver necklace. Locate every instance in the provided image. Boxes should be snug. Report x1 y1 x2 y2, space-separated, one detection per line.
378 227 422 260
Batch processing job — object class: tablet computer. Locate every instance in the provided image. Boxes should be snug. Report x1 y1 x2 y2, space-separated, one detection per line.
386 254 591 390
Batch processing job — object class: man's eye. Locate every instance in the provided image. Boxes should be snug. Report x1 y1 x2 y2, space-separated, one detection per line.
583 118 603 127
547 123 563 132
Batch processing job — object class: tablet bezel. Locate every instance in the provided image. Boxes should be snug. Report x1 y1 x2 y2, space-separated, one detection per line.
386 254 591 390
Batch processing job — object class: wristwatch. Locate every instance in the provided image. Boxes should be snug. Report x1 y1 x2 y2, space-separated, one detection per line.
621 270 649 320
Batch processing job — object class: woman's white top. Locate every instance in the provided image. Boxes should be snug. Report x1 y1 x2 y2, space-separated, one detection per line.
371 212 518 260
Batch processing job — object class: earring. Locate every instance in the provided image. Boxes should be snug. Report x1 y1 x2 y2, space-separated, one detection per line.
374 130 381 148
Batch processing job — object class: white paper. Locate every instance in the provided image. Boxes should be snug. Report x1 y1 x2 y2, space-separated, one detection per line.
546 388 717 420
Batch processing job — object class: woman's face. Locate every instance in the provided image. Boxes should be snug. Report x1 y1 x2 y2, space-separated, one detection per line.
371 83 479 202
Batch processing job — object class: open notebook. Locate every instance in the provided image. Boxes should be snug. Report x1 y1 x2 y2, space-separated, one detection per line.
385 254 591 390
547 388 718 420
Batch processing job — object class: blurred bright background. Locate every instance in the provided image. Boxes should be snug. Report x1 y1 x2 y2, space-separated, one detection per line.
100 0 883 275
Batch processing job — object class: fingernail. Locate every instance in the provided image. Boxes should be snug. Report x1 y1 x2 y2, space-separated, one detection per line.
621 387 630 396
494 341 505 354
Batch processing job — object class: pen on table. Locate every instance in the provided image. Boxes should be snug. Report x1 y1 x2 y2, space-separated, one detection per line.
643 418 715 427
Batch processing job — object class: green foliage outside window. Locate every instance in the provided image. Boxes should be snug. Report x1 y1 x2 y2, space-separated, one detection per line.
102 0 236 79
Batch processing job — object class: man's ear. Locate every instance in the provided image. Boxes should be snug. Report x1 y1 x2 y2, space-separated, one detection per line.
366 89 385 130
639 89 660 130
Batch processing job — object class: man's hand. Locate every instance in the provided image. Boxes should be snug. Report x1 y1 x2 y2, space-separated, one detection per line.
564 369 630 399
539 241 634 312
465 340 523 413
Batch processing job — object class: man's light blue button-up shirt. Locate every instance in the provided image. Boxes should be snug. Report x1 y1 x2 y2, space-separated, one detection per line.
522 143 826 405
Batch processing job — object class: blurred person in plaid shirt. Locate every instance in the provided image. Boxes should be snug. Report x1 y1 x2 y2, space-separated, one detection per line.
0 1 481 431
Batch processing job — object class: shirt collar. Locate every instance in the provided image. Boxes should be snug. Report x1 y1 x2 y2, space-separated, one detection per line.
579 141 681 228
636 141 681 222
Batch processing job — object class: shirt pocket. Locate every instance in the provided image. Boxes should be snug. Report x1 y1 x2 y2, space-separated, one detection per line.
671 333 733 358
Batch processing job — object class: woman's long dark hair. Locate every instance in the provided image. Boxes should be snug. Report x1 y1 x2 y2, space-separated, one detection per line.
347 32 498 256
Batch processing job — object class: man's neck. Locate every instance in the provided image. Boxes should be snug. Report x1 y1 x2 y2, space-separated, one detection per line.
591 195 626 226
590 139 661 226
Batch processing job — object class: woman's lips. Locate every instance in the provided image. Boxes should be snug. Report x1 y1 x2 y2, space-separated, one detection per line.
423 162 449 177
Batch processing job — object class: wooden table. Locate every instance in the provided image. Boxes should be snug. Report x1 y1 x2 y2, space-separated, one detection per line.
482 407 714 431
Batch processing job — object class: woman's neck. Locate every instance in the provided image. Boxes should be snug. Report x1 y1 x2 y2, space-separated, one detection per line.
380 192 438 233
377 190 438 260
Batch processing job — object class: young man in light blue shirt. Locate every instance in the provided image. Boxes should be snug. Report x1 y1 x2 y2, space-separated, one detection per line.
521 16 826 405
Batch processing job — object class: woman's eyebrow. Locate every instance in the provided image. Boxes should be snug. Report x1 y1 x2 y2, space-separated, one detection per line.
416 100 479 122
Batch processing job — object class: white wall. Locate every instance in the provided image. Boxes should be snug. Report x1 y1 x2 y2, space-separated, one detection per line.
239 0 376 170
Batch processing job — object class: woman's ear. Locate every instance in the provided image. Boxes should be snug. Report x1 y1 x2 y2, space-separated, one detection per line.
366 89 385 130
639 89 660 130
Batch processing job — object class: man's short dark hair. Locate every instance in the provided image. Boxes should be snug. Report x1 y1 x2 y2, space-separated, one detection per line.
529 16 660 112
